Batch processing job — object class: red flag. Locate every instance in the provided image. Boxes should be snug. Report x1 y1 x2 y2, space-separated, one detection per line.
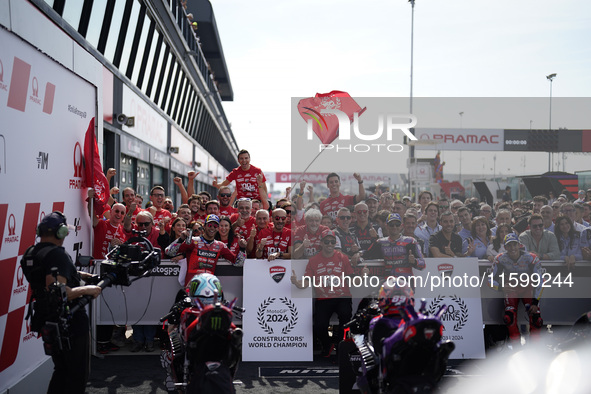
297 90 366 144
83 118 109 215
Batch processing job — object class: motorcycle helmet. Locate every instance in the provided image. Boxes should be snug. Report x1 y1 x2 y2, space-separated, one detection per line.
187 273 223 306
378 278 414 316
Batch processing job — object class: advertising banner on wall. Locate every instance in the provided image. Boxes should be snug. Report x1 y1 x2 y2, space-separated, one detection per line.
0 28 95 391
242 259 313 361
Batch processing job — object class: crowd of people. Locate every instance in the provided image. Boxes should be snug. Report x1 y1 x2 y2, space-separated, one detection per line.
85 148 591 358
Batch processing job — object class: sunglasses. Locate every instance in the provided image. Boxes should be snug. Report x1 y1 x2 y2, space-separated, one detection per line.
219 193 232 197
338 216 352 220
323 240 337 245
274 216 287 221
137 222 151 227
531 223 544 229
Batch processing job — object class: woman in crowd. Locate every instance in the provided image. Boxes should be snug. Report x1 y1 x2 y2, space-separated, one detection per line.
216 215 241 254
158 217 186 251
486 223 511 262
554 215 582 269
467 216 491 259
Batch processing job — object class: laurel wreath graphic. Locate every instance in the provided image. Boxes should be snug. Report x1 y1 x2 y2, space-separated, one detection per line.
279 297 299 334
257 297 275 334
427 295 468 332
451 295 468 332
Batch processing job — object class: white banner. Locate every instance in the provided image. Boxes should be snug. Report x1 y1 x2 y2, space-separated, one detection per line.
414 128 504 151
242 259 313 361
413 258 486 359
0 28 95 390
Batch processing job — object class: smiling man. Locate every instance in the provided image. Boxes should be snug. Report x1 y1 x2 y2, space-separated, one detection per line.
319 172 366 220
518 214 560 260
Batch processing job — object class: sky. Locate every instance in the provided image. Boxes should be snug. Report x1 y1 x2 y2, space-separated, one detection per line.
212 0 591 182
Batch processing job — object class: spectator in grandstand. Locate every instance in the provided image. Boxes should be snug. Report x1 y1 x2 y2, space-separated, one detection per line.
122 187 142 224
216 216 241 255
292 209 330 259
350 202 379 252
429 211 473 258
487 223 511 262
540 205 555 233
533 195 548 214
554 215 582 269
147 186 173 223
205 200 220 215
213 149 267 201
502 186 512 202
518 214 560 260
574 202 589 227
333 207 361 263
457 206 473 241
366 194 380 225
379 192 395 212
231 198 256 239
415 202 441 255
246 209 273 257
560 203 586 232
176 204 192 225
418 190 433 215
466 216 491 259
218 186 237 216
319 172 366 220
256 208 292 261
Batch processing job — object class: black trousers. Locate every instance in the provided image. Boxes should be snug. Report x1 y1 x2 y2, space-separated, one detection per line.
47 331 90 394
314 298 352 353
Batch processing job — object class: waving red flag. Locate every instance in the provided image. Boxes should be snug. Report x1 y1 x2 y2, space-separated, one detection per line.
83 117 109 215
297 90 366 144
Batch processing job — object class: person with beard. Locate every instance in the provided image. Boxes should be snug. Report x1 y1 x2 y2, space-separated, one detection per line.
146 186 173 223
256 208 292 260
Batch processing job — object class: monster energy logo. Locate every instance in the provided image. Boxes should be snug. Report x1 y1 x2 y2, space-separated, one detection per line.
210 316 222 330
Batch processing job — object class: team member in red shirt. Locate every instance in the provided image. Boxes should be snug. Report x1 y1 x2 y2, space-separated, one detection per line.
255 208 292 260
123 210 161 248
230 197 256 239
205 200 220 215
319 172 366 220
291 229 369 357
246 209 273 257
146 186 173 223
218 186 237 216
213 149 267 201
188 194 204 222
293 209 330 259
122 187 142 224
90 199 127 259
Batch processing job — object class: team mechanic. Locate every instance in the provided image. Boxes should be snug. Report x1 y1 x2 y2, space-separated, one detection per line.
26 212 101 393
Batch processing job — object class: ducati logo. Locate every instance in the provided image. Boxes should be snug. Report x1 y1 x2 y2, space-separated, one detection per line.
438 263 454 278
269 266 286 283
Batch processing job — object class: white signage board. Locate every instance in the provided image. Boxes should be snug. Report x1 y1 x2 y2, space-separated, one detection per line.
413 258 486 359
242 259 313 361
414 128 504 151
0 28 95 390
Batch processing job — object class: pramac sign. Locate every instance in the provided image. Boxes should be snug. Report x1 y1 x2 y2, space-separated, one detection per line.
415 128 504 151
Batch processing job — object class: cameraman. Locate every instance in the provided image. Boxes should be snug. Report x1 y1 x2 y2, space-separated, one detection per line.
33 212 101 393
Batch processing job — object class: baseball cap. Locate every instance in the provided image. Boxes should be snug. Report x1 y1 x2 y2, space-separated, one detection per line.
366 194 378 202
387 213 402 223
205 214 220 225
402 196 411 202
320 229 336 239
504 233 519 246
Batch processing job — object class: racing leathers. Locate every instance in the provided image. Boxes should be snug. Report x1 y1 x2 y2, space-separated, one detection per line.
363 235 426 276
491 250 544 340
166 236 245 286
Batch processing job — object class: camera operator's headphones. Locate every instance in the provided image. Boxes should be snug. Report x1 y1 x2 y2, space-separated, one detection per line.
36 211 69 239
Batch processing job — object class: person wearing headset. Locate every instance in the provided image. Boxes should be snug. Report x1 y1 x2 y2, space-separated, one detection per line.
32 211 101 393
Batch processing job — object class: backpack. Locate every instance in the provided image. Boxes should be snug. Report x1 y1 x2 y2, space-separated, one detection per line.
21 244 59 332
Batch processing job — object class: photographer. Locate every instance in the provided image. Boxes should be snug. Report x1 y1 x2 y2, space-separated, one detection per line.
30 212 101 393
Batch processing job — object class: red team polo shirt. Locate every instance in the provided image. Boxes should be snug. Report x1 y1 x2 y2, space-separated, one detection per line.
305 251 354 298
230 213 256 240
293 224 330 259
93 220 126 259
260 227 292 259
226 165 266 200
320 193 356 220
